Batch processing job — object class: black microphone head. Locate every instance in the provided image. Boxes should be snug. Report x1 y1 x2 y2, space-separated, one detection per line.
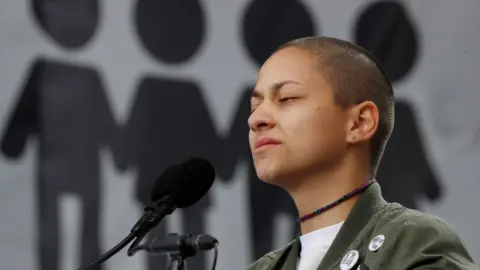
150 158 216 208
196 234 218 250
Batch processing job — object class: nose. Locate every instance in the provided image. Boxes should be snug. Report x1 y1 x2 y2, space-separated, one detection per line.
248 106 276 132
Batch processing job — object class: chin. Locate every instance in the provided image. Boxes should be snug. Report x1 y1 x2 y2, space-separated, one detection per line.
256 171 277 184
254 150 302 183
254 160 275 178
254 162 289 187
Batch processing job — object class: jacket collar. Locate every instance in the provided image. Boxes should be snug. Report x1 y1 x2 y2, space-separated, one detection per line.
267 182 386 270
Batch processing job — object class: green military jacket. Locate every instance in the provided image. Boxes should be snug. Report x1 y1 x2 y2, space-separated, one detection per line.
248 182 477 270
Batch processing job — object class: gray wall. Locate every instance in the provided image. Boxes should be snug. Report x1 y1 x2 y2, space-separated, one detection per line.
0 0 478 269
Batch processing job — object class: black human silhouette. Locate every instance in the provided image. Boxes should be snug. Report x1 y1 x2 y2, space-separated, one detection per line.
241 0 316 260
354 1 442 208
125 79 225 270
131 1 210 270
0 1 121 270
0 60 123 270
124 81 254 270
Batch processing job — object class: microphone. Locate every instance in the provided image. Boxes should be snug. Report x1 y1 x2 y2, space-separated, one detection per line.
130 233 218 255
78 158 216 270
150 233 218 252
150 158 216 208
131 158 216 239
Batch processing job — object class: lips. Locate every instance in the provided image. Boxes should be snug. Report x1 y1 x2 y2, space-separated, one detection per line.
255 137 281 151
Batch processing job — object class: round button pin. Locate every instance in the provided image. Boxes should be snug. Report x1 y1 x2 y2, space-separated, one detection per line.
368 234 385 252
340 250 360 270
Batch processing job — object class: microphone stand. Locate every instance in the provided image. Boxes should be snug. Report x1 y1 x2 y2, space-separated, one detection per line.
128 244 192 270
127 233 198 270
78 198 176 270
166 251 187 270
164 240 198 270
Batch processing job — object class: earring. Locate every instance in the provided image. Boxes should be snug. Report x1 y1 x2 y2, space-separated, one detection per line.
352 135 356 140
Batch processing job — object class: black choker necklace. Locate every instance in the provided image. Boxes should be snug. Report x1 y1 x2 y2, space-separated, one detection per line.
297 179 376 223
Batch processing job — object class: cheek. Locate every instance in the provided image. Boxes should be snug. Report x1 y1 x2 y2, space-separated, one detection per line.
287 108 345 153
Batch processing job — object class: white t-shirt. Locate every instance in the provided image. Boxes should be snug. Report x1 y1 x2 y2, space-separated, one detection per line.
297 221 344 270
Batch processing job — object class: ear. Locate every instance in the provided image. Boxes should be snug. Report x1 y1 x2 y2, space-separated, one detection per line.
346 101 379 144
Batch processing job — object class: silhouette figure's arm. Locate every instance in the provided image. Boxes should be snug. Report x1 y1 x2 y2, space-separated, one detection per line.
97 82 127 172
0 62 41 158
197 110 224 176
217 89 252 181
124 88 147 170
404 104 442 201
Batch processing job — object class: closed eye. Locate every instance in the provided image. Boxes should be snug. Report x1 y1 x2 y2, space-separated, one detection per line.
278 97 298 102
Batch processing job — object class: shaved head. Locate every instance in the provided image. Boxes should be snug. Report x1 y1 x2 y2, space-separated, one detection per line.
275 36 395 175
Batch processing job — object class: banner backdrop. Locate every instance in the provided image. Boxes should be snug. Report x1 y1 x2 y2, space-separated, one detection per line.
0 0 479 269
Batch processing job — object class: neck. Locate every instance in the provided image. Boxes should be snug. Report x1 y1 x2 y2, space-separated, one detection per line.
287 153 371 235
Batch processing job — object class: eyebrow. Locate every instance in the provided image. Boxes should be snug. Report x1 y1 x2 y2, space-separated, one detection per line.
251 80 303 98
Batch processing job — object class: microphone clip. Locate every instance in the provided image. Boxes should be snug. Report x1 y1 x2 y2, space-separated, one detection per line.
161 233 198 259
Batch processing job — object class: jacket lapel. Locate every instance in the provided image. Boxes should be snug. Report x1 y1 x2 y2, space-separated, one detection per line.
281 238 300 270
265 182 386 270
317 182 386 269
264 239 297 270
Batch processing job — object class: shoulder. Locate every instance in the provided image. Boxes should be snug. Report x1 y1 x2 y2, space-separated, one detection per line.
368 203 477 269
247 247 286 270
247 239 299 270
379 204 466 243
247 249 284 270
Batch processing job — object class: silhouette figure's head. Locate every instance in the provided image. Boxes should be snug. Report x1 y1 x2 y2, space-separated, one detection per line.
248 37 394 187
242 0 316 67
134 0 205 64
31 0 99 49
354 1 419 84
